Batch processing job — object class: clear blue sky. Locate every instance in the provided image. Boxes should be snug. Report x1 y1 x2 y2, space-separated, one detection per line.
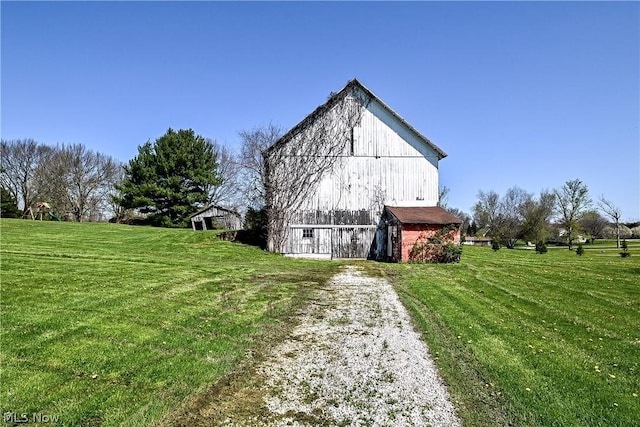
2 1 639 220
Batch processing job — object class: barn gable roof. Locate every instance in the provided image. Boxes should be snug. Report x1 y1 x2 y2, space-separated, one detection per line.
266 79 447 159
385 206 462 225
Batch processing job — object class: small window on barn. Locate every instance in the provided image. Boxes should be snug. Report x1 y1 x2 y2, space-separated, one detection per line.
302 228 314 239
350 127 355 156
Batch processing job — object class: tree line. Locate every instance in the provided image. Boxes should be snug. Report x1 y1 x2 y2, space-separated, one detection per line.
2 131 634 247
1 139 121 222
1 125 282 227
449 179 631 250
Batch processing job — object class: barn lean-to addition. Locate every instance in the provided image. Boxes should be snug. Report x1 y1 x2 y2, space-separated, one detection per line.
264 79 459 261
383 206 462 263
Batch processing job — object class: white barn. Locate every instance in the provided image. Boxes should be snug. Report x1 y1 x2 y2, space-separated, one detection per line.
264 79 451 260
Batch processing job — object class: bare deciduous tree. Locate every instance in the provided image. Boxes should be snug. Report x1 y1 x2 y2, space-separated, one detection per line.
36 144 120 221
495 187 532 249
474 187 554 248
554 179 591 250
599 196 622 248
447 207 471 235
0 139 51 214
438 185 450 209
205 139 242 211
472 190 501 231
107 163 128 220
579 210 609 244
238 123 283 209
264 87 372 252
519 190 555 243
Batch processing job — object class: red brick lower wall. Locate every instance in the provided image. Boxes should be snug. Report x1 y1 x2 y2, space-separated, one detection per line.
399 224 461 262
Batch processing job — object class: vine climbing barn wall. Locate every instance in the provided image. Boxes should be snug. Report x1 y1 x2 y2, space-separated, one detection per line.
267 80 446 259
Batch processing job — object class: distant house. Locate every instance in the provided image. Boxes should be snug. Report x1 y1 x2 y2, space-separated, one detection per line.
463 236 493 247
384 206 462 262
263 79 460 261
190 205 242 231
556 228 588 244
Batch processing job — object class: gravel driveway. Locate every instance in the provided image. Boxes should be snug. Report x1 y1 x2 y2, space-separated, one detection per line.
218 265 461 426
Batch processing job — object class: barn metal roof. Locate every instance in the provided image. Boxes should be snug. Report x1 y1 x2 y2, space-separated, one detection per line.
266 79 447 159
385 206 463 225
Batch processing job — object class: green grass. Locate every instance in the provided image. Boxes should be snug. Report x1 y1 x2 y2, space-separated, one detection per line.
3 220 639 426
0 219 340 426
378 243 640 426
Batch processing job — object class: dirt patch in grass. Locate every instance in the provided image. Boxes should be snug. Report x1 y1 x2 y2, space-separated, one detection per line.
168 367 269 426
159 297 312 426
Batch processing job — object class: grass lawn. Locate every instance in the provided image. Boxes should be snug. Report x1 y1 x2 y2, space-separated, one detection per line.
2 219 638 426
0 219 340 426
376 243 640 426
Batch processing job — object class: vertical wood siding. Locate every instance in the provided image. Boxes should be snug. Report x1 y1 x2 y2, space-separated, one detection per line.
191 206 242 230
355 100 440 166
289 210 375 225
283 228 332 256
277 88 441 259
331 227 376 259
296 98 440 214
283 226 376 259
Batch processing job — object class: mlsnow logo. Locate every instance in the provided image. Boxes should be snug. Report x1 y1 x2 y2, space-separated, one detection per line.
3 412 60 423
3 413 28 423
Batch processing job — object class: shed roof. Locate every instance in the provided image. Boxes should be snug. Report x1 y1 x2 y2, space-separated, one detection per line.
385 206 463 225
189 204 241 219
266 79 447 159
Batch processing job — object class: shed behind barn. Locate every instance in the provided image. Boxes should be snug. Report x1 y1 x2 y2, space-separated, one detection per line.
190 205 242 231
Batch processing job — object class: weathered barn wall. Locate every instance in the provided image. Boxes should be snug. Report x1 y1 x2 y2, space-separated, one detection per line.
281 226 377 259
281 94 441 259
267 80 446 259
355 99 440 168
298 98 440 213
283 227 332 258
289 210 376 225
283 210 378 259
191 205 242 231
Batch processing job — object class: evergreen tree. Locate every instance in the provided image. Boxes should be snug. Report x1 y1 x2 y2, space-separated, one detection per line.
468 221 478 236
620 239 630 258
115 129 222 227
1 187 21 218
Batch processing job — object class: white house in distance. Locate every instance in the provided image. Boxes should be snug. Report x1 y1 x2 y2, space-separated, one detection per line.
264 79 459 261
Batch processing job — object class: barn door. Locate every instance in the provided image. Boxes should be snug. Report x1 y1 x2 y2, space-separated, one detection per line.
331 228 375 259
387 225 400 260
387 226 394 257
332 228 353 259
